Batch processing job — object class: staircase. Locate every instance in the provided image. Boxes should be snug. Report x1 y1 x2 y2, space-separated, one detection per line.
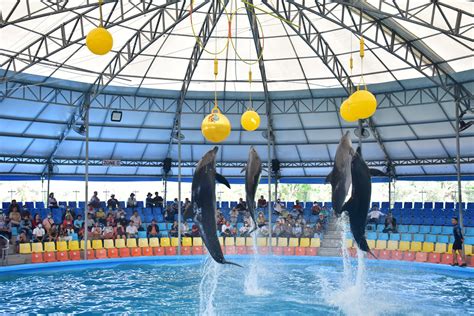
318 216 343 257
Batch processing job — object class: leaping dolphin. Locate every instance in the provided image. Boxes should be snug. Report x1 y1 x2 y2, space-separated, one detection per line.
326 131 354 216
244 147 262 233
191 146 241 267
341 147 377 258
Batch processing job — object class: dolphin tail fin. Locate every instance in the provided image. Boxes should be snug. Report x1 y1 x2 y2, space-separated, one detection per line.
356 237 378 259
223 260 243 268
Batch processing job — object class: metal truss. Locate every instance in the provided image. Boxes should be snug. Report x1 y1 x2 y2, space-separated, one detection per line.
165 0 229 158
281 0 472 110
0 155 472 169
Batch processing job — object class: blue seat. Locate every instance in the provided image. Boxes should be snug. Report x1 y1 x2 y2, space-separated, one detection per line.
287 202 295 209
389 233 400 240
430 226 442 234
230 201 238 208
465 228 474 236
443 217 453 226
71 233 78 241
464 237 474 245
398 225 408 233
413 202 422 209
371 202 380 208
400 217 411 225
441 226 452 235
401 234 412 241
158 223 167 231
465 218 474 227
404 202 413 209
411 217 423 225
393 202 402 209
136 201 144 208
25 202 34 209
119 201 125 208
138 231 147 239
467 202 474 210
324 202 332 208
35 201 45 209
381 202 390 210
367 232 377 240
145 214 153 222
52 209 62 224
434 202 444 209
2 202 10 210
221 202 229 209
422 218 434 225
456 202 466 210
378 233 389 240
59 201 67 207
408 225 419 233
434 217 445 226
423 202 433 209
79 202 86 208
376 225 384 232
99 201 106 209
39 209 49 219
305 202 313 209
425 234 437 243
445 202 454 210
413 234 424 242
419 226 431 234
68 201 77 208
437 235 449 243
11 227 18 236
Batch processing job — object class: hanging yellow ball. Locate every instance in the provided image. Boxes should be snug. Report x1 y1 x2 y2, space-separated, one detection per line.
86 27 113 55
349 89 377 119
340 99 358 122
241 110 260 131
201 108 231 143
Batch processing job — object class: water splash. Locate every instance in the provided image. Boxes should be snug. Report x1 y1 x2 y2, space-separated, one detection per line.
198 256 221 316
338 213 353 287
243 225 270 296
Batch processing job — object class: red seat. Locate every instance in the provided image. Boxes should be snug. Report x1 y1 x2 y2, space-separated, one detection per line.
96 249 107 259
305 248 318 256
349 248 358 257
237 246 247 255
69 250 81 260
142 247 153 256
57 251 69 261
192 246 203 255
415 252 428 262
165 246 177 255
283 247 294 256
86 249 95 259
246 247 255 255
258 247 269 255
153 247 165 256
119 248 130 257
391 250 404 261
225 246 236 255
131 247 141 257
44 252 57 262
467 256 474 267
107 248 119 258
440 253 462 265
379 250 391 260
272 247 283 255
31 253 44 263
368 249 380 259
403 251 415 261
295 247 305 256
428 252 441 263
181 246 191 255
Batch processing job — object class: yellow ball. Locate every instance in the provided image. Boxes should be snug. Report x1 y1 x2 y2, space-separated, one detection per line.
86 27 113 55
349 89 377 119
241 110 260 131
201 109 231 143
340 99 358 122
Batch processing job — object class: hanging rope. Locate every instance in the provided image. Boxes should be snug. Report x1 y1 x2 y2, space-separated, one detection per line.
98 0 104 27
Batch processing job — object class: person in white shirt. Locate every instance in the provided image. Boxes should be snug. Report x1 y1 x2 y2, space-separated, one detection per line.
127 193 137 208
32 224 46 242
129 211 142 229
221 221 231 234
367 207 385 224
126 221 138 238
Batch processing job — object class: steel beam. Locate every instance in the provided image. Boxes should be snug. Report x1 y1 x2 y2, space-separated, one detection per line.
165 0 229 158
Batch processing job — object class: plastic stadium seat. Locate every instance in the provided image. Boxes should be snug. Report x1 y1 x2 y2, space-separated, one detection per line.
422 242 435 252
376 225 384 232
419 226 431 234
253 237 264 247
126 239 137 248
445 202 454 209
430 226 442 234
80 240 92 250
398 241 410 251
289 238 299 247
56 241 68 251
306 247 318 256
367 232 377 240
413 234 424 242
378 233 389 241
68 241 80 251
225 238 235 246
413 202 422 209
310 238 320 247
415 252 428 262
130 248 141 257
31 253 44 263
465 245 473 256
404 202 413 209
44 252 57 262
465 228 474 236
375 240 387 250
165 246 177 255
19 243 32 254
283 247 294 255
137 238 148 248
92 240 103 250
441 226 452 235
107 248 119 258
234 237 245 247
137 231 147 239
193 237 203 246
422 218 434 226
147 237 159 248
367 240 376 249
434 202 444 209
410 241 422 251
118 248 129 257
465 237 474 245
35 202 45 209
171 238 180 247
299 238 310 247
393 202 402 209
401 234 412 241
436 236 449 245
160 237 170 247
346 239 353 248
425 234 437 243
389 233 400 241
44 242 56 252
271 238 278 247
397 225 408 233
424 202 433 209
100 239 113 249
434 243 447 253
408 225 419 233
387 240 398 250
181 237 192 247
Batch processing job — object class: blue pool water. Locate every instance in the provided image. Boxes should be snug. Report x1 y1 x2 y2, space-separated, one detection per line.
0 256 472 315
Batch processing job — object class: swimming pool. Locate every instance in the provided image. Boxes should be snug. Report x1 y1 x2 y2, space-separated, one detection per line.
0 256 472 315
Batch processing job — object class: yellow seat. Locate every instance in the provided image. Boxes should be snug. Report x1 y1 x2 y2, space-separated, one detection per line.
80 240 92 250
345 239 353 248
399 241 410 251
410 241 422 252
246 237 254 247
171 238 180 247
56 241 68 251
464 244 472 256
44 241 56 252
126 238 137 248
434 243 447 254
19 243 31 254
288 238 299 247
182 237 193 247
225 238 235 246
310 238 320 247
299 238 310 247
448 243 453 253
422 242 434 253
92 240 103 250
31 242 44 253
193 237 202 246
115 238 126 248
218 237 224 246
68 240 80 251
277 238 288 247
257 237 267 247
149 237 160 247
235 237 246 246
271 238 277 247
387 240 398 250
367 239 376 249
375 240 387 250
138 238 149 248
103 239 115 249
160 237 171 247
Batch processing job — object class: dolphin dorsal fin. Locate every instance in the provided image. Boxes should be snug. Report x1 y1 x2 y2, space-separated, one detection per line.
216 173 231 189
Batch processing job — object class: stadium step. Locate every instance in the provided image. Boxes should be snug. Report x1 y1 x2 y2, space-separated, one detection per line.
318 215 342 257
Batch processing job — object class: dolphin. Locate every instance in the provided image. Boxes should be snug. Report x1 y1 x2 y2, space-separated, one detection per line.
341 147 377 258
191 146 241 267
243 147 262 233
326 131 354 216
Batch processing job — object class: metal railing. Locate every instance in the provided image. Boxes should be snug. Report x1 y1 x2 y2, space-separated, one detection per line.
0 234 9 266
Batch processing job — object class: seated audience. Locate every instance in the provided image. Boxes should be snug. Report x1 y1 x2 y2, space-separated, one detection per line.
106 212 115 227
164 205 176 223
127 193 137 208
367 207 385 224
107 194 119 209
303 224 313 238
191 223 200 237
42 213 54 233
62 213 73 230
130 210 143 230
90 222 102 240
126 221 138 238
86 213 95 230
256 212 266 228
19 215 33 239
221 221 231 236
9 206 21 228
89 191 101 209
236 198 247 213
311 201 321 215
16 231 29 253
48 192 58 209
257 195 267 209
293 200 303 214
0 211 12 239
147 220 160 238
115 222 126 239
103 223 115 239
32 223 46 242
8 200 20 213
32 214 42 229
74 215 84 232
239 221 251 237
95 208 106 225
230 208 239 225
383 211 398 233
169 221 179 237
293 222 303 238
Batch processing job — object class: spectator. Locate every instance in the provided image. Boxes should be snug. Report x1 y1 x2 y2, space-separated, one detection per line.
127 193 137 208
46 225 58 242
31 214 42 229
89 191 101 209
293 200 303 214
130 210 142 230
86 213 95 230
106 213 115 227
19 215 33 239
367 207 385 224
115 208 126 220
451 217 467 267
221 221 231 236
146 193 154 208
183 198 191 210
8 199 20 213
117 211 127 227
236 198 247 213
169 221 179 237
164 204 176 223
20 206 31 219
32 223 46 242
239 221 251 237
221 226 232 238
257 212 266 228
258 224 269 237
78 223 85 240
273 220 284 237
107 194 119 210
383 211 398 233
62 213 73 229
311 201 322 215
48 192 58 208
181 222 191 237
74 215 84 232
126 220 138 238
63 207 76 221
0 211 12 239
153 192 164 210
230 208 239 225
147 220 160 238
293 222 303 238
90 222 102 240
9 206 21 228
42 213 54 233
274 200 288 217
95 208 106 225
191 223 200 237
282 220 293 237
16 231 29 253
320 205 329 217
316 214 327 231
103 223 115 239
303 224 313 238
257 195 267 209
115 222 126 239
